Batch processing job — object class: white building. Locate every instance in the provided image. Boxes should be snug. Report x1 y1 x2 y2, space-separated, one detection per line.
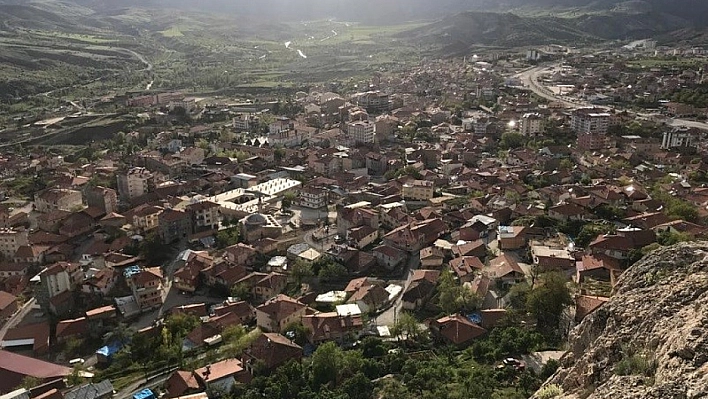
348 120 375 144
520 113 544 137
0 228 28 259
571 109 610 135
661 127 697 150
116 167 154 200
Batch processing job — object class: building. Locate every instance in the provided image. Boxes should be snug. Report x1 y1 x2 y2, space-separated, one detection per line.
0 349 72 393
241 332 303 375
498 226 527 250
348 120 375 144
34 189 83 213
0 290 18 322
531 245 575 270
187 201 221 232
255 294 308 333
661 127 697 150
116 167 154 201
38 262 83 311
84 186 118 215
298 187 327 209
0 228 28 259
572 108 611 151
194 359 251 393
401 180 434 201
431 314 486 346
127 267 164 310
355 91 390 113
240 214 282 244
519 113 544 137
158 209 193 244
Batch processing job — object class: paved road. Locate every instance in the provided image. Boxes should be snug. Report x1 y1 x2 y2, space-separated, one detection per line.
0 297 36 341
516 63 708 131
374 252 420 328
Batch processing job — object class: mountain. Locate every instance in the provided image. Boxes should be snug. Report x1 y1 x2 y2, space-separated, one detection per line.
532 242 708 399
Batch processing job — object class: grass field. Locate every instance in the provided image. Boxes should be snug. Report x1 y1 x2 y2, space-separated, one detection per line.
160 26 185 38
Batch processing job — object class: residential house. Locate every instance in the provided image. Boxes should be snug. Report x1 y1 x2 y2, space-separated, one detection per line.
576 254 622 286
301 312 363 344
187 201 221 233
159 209 193 244
211 300 256 325
252 272 288 301
464 275 500 310
0 228 29 259
55 317 88 344
431 314 486 347
241 332 303 375
117 167 154 201
34 189 83 213
337 206 379 237
488 253 525 285
128 267 164 310
0 349 72 393
575 295 609 322
451 240 487 259
498 226 527 250
449 256 484 283
382 219 446 253
130 205 163 232
531 245 575 270
346 283 389 313
223 243 257 267
372 245 407 270
194 359 251 393
165 370 203 398
402 270 440 311
419 246 445 268
84 186 118 215
255 295 308 333
348 225 378 249
588 234 633 260
1 322 51 355
38 262 83 314
401 180 434 201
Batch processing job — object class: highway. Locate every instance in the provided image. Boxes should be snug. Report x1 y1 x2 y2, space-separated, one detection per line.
515 64 708 131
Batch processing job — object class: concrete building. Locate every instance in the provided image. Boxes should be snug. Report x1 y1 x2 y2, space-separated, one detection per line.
298 187 327 209
84 185 118 215
34 189 83 213
0 228 28 259
348 120 375 144
401 180 434 201
661 127 697 150
355 91 390 113
187 201 221 232
116 167 154 201
519 113 544 137
241 214 282 244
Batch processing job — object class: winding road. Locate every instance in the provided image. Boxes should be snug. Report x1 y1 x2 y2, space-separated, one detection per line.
516 64 708 131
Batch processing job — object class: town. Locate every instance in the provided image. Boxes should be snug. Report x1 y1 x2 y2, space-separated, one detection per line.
1 38 708 399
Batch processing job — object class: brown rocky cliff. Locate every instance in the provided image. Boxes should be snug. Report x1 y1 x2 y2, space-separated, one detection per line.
533 242 708 399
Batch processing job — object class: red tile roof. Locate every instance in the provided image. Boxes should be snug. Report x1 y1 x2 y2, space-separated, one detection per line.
0 349 71 393
434 314 486 345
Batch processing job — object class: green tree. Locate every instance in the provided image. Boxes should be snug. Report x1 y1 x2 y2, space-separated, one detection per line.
437 270 480 315
500 132 526 150
216 227 241 249
290 259 314 286
311 341 341 388
19 376 42 390
281 191 296 210
391 312 421 341
526 272 572 338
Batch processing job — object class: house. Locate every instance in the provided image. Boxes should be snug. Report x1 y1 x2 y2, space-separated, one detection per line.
451 240 487 259
348 225 378 249
488 253 525 285
128 267 164 310
419 246 445 268
252 272 288 301
159 209 192 244
346 283 389 313
401 180 434 201
82 267 118 297
337 206 379 236
0 290 18 322
431 314 486 346
55 317 88 343
223 243 257 267
382 219 446 253
498 226 527 250
0 228 29 259
0 349 72 394
241 332 303 375
212 300 256 324
531 245 575 270
38 262 83 313
301 312 363 344
449 256 484 283
575 295 609 322
255 295 308 333
194 359 251 393
34 189 83 213
588 234 633 260
464 275 500 310
372 245 406 270
1 322 51 355
130 205 163 232
187 201 221 233
64 380 115 399
165 370 203 398
576 254 622 286
59 211 97 238
402 270 440 310
548 203 589 222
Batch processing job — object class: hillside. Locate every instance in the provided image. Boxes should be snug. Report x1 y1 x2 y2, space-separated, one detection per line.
533 242 708 399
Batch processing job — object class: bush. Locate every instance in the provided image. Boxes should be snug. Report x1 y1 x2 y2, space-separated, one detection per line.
537 383 563 399
615 347 656 377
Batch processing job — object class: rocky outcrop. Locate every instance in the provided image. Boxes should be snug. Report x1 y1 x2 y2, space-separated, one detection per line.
533 242 708 399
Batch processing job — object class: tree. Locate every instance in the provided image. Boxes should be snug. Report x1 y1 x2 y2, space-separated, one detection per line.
140 233 169 264
216 227 241 249
290 259 314 286
437 270 481 315
230 282 252 301
500 132 526 150
281 191 296 210
19 376 42 390
311 341 341 388
526 272 572 338
391 312 421 341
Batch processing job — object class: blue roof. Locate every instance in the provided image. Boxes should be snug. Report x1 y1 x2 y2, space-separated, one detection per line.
96 341 122 357
123 265 141 278
133 389 155 399
467 313 482 325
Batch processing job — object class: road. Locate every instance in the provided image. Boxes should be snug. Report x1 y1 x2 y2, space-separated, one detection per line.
516 64 708 131
374 252 420 328
114 368 176 399
0 297 36 341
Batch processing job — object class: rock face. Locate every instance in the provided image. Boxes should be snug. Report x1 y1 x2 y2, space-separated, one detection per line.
533 242 708 399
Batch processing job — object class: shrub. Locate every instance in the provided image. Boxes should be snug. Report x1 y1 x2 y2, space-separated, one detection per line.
615 347 656 377
537 383 563 399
